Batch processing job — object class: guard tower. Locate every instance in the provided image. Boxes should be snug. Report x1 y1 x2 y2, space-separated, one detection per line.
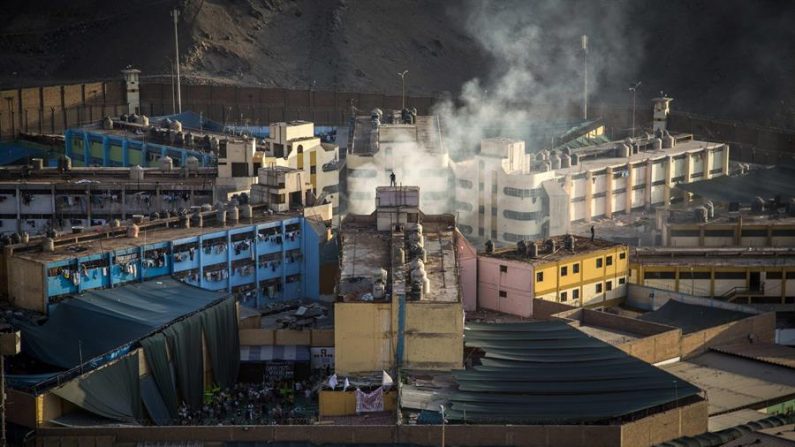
652 95 673 133
121 68 142 115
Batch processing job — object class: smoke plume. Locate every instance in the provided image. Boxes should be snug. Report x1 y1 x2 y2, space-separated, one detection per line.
434 0 642 158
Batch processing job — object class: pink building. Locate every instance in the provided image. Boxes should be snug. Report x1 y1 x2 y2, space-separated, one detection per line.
478 255 535 317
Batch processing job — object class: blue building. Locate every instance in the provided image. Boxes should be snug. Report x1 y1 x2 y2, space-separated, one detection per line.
63 128 214 168
5 210 324 314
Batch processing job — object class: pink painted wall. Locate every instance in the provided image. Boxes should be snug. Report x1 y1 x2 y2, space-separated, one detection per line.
456 231 478 312
477 256 534 317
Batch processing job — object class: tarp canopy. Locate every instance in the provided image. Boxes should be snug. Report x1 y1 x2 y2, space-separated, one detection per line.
676 166 795 203
638 300 752 334
240 345 310 363
15 279 227 370
447 320 701 424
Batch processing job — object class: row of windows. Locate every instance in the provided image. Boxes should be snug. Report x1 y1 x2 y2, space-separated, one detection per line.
504 232 539 242
644 271 748 280
498 277 628 302
503 187 543 199
558 254 621 277
503 210 540 221
457 179 473 189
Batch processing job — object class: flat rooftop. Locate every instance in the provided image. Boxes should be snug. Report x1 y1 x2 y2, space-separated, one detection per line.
13 209 302 264
338 218 459 303
558 135 724 175
350 115 443 155
0 167 218 186
576 324 639 345
483 235 622 265
663 351 795 415
638 300 752 334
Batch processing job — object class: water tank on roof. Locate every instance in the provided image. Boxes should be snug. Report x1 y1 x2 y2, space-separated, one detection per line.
517 240 527 254
752 196 765 213
652 138 663 151
623 143 633 158
135 115 149 126
186 156 200 171
184 132 194 146
705 201 715 219
170 120 183 132
549 151 561 170
571 153 579 165
372 281 386 300
130 165 145 181
210 136 219 150
160 155 174 172
560 153 571 168
59 155 72 171
485 240 494 254
102 116 114 130
528 242 539 258
662 131 675 149
694 207 708 223
42 237 55 253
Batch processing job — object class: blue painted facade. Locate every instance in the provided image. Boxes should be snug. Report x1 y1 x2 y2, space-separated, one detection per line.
42 216 321 313
63 129 214 168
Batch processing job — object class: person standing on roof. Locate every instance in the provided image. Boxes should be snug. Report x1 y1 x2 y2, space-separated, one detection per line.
591 225 595 241
390 171 396 187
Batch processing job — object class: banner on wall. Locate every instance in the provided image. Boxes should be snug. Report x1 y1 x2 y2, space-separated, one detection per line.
310 347 335 370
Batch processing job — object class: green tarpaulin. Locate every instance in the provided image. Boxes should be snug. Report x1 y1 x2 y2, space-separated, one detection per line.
52 352 141 423
140 333 178 421
201 298 240 389
164 313 205 409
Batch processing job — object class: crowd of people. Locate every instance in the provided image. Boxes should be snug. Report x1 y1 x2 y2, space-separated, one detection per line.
175 375 325 425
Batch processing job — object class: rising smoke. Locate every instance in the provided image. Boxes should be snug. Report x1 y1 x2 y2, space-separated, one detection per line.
434 0 642 158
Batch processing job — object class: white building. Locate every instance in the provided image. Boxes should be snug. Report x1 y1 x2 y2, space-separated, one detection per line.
346 112 450 215
261 121 341 213
454 134 731 246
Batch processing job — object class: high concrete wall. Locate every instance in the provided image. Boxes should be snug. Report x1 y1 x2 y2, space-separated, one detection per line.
0 81 127 139
620 400 709 447
532 298 576 320
627 284 761 314
140 83 437 126
35 424 624 447
680 312 776 358
238 328 334 346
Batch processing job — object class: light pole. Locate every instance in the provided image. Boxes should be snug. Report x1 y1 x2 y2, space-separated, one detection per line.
171 9 182 114
439 404 446 447
629 81 641 137
397 70 408 110
581 35 588 120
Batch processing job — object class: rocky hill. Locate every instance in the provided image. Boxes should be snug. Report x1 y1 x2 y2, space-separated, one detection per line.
1 0 794 127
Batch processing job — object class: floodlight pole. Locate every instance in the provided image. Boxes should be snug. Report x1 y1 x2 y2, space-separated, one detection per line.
440 404 446 447
629 81 641 137
171 9 182 114
398 70 408 110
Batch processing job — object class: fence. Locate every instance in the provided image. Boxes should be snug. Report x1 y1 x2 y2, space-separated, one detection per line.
0 80 128 139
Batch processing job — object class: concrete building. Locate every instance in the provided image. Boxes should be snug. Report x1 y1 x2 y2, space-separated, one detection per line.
454 133 730 246
2 203 328 313
0 164 223 236
346 113 450 215
478 235 629 317
261 121 341 212
658 206 795 248
334 186 469 374
250 166 311 212
630 246 795 303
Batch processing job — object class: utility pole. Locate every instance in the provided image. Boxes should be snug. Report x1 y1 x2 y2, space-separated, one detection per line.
439 404 446 447
581 35 588 120
169 57 176 115
171 9 182 114
629 81 641 137
397 70 408 110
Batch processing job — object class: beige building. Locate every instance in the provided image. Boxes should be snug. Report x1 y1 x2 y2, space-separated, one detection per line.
334 186 466 374
261 121 341 212
250 166 311 212
454 133 730 246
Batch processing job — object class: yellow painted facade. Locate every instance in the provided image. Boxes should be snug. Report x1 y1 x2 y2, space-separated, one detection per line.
318 390 397 417
334 300 463 375
534 245 629 307
630 262 795 302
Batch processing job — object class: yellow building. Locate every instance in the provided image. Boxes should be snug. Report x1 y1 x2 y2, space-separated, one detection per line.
334 187 464 375
630 247 795 303
478 236 629 317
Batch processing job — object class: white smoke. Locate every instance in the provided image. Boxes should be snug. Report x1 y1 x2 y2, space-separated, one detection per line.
435 0 642 158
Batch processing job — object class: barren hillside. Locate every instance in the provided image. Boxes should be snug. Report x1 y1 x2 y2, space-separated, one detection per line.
1 0 794 127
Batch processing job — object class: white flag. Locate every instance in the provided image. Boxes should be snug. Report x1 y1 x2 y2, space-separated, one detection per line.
328 373 338 390
343 377 351 392
382 370 394 389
